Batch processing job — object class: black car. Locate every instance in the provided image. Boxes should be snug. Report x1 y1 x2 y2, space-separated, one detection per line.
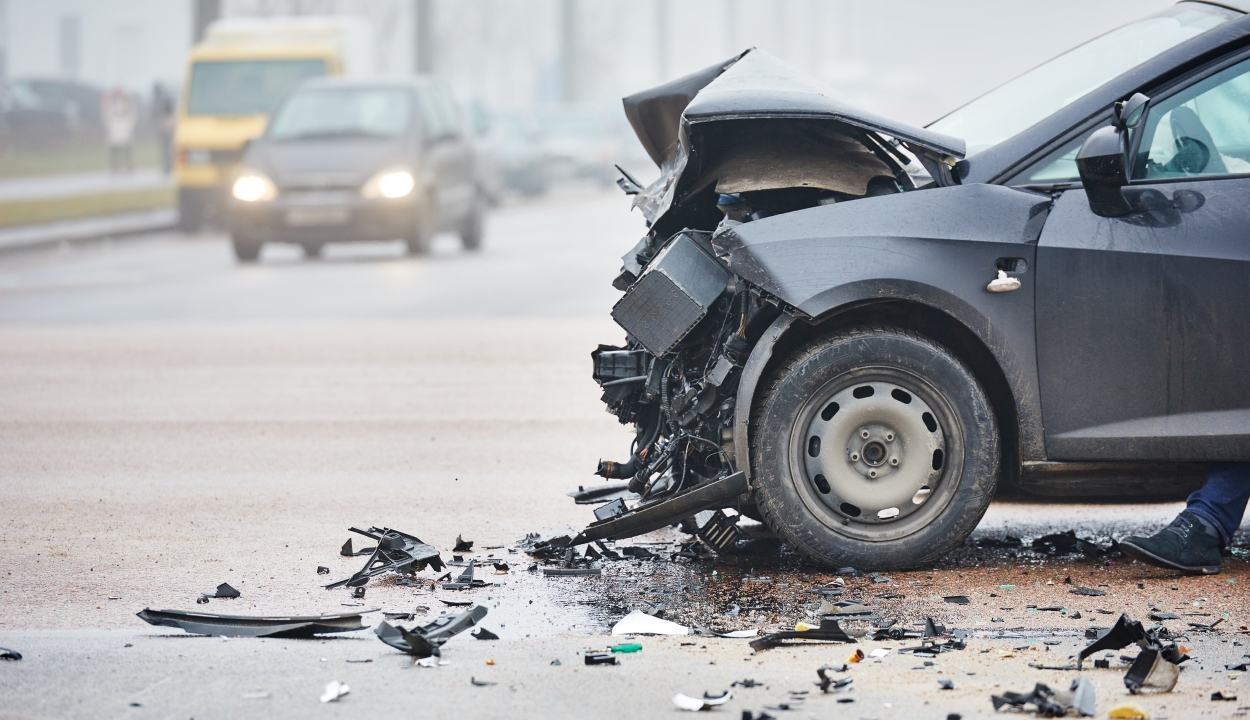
584 0 1250 569
229 77 483 261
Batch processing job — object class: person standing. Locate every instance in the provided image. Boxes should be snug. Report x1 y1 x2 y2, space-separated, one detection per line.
151 83 175 176
102 87 136 174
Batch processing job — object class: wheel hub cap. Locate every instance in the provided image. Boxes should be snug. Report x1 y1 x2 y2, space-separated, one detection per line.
803 381 945 524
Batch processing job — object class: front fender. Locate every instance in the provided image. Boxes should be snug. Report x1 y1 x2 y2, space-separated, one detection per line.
723 184 1052 479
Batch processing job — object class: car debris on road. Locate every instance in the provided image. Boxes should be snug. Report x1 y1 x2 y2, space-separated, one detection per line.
374 605 488 659
136 608 375 638
326 526 445 590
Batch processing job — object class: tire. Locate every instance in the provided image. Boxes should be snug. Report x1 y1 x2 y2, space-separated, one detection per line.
750 327 998 570
302 243 324 259
459 198 484 251
231 234 262 263
405 198 435 255
177 189 204 233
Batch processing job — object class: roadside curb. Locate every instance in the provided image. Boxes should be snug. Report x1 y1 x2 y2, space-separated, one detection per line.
0 208 178 254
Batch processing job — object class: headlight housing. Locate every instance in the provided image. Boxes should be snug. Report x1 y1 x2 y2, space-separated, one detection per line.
232 171 277 202
362 169 416 199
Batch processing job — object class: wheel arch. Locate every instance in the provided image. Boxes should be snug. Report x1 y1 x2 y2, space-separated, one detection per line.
736 282 1036 494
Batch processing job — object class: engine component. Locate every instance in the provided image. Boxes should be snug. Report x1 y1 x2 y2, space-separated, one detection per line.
611 232 730 357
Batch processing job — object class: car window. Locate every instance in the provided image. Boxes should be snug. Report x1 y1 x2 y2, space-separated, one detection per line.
268 87 411 140
1133 56 1250 180
416 87 448 141
429 85 461 140
1013 131 1092 185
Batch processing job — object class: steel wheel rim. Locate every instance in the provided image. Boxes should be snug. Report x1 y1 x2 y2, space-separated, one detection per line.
786 366 964 542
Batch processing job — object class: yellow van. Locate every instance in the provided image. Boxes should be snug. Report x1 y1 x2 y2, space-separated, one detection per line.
175 17 373 230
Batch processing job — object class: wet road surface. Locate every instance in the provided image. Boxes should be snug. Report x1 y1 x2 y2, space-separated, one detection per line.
2 188 1248 718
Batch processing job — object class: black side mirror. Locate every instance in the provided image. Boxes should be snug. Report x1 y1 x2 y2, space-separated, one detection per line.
1076 125 1131 217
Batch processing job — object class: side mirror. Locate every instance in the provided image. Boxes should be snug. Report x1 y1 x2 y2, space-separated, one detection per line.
1077 125 1132 217
1115 92 1150 131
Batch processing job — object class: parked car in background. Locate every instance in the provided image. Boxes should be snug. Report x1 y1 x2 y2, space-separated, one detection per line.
0 78 100 150
228 77 484 262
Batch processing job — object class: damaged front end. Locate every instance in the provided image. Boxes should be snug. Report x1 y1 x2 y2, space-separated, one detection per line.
582 49 965 546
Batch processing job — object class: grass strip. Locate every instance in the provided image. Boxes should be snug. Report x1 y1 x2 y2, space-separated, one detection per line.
0 186 174 228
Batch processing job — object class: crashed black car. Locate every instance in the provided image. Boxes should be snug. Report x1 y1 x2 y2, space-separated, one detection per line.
586 1 1250 569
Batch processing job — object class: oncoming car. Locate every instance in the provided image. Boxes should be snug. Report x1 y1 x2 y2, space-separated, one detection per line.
228 77 483 262
581 1 1250 569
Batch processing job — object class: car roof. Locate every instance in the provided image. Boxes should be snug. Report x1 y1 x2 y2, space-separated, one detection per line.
1197 0 1250 13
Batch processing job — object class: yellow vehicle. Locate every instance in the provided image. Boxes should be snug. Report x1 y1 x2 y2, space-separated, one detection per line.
175 17 373 230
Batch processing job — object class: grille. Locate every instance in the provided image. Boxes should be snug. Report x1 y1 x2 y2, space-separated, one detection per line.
611 233 730 357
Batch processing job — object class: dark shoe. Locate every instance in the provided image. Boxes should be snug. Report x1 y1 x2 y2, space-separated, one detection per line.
1119 511 1222 575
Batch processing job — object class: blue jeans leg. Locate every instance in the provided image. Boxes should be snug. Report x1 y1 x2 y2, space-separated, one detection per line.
1186 461 1250 547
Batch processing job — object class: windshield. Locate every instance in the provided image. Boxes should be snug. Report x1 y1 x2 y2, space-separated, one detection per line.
186 59 326 116
930 4 1235 157
268 88 411 140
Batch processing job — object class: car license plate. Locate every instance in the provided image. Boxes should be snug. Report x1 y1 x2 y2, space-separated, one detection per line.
285 206 349 226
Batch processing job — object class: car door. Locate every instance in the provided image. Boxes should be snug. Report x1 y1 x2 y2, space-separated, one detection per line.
424 83 474 224
1034 51 1250 461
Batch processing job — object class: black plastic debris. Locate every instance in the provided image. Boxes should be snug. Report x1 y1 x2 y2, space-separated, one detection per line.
567 483 639 505
453 535 474 553
327 527 444 589
374 605 487 658
924 618 948 637
742 713 777 720
352 586 366 599
939 679 954 690
1069 586 1106 597
543 568 601 576
584 652 617 665
1212 691 1237 701
0 647 21 661
991 683 1068 717
697 509 741 552
443 561 489 590
1124 648 1181 693
470 676 496 686
137 608 373 638
317 566 330 575
1226 663 1249 672
749 617 855 651
620 546 658 560
975 535 1022 548
520 529 576 560
943 595 970 604
1149 612 1179 621
594 498 629 522
1031 530 1103 556
492 561 509 572
383 612 417 621
1188 618 1223 631
1094 659 1111 669
1070 611 1082 619
1077 614 1187 670
471 628 499 640
815 665 852 693
551 659 562 666
439 598 473 607
341 538 375 557
196 582 240 604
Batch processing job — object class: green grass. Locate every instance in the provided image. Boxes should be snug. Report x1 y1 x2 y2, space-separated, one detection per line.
0 140 162 179
0 186 174 228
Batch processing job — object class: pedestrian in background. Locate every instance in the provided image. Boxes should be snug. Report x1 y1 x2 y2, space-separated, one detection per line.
102 87 136 174
151 83 175 176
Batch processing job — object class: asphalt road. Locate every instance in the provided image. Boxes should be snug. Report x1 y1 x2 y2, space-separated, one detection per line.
1 188 1246 719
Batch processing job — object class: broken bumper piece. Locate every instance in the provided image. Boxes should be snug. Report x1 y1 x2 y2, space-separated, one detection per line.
749 617 856 651
326 526 445 589
574 471 748 545
136 608 374 638
375 605 488 658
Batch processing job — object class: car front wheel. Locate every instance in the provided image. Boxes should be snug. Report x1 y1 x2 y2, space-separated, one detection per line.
750 327 998 570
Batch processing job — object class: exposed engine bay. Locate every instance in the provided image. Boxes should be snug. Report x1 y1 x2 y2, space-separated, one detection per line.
575 48 966 549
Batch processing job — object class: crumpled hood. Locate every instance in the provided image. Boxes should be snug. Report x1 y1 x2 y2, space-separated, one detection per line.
620 49 966 229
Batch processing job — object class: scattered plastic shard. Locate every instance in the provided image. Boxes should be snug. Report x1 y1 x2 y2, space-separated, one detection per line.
353 586 366 599
620 546 658 560
1212 691 1237 701
847 648 865 663
1094 659 1111 669
923 618 947 637
725 604 741 617
542 567 601 577
374 605 488 658
453 535 474 552
749 617 855 651
1067 676 1096 716
1124 649 1179 694
698 510 741 552
816 665 852 693
470 676 496 687
742 713 777 720
584 652 617 665
611 643 642 653
316 566 330 575
492 561 509 572
938 679 954 690
319 681 350 703
444 560 489 589
439 598 473 607
818 599 873 615
1148 612 1179 621
990 683 1068 717
471 628 499 640
1227 663 1250 671
1032 530 1103 556
733 679 762 688
943 596 970 604
673 691 732 711
201 583 240 600
987 269 1021 292
709 628 759 639
136 608 373 638
1070 586 1106 596
328 527 445 589
1077 614 1188 670
0 647 21 661
1107 702 1149 718
869 648 890 658
612 610 690 636
550 658 561 666
341 539 375 557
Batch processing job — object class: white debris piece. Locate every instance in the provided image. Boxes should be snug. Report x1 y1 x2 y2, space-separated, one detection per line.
672 691 733 711
319 680 350 703
869 648 890 658
716 629 759 638
987 269 1021 293
611 610 690 636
